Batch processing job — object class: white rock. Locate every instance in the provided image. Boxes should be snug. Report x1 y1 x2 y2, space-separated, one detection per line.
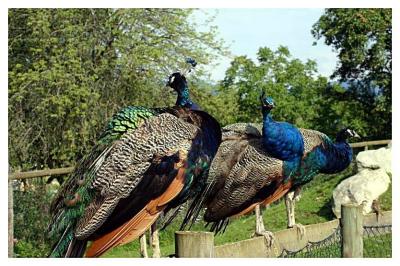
356 146 392 174
332 168 391 218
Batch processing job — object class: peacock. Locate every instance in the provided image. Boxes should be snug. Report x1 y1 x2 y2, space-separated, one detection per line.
47 59 221 257
201 93 359 245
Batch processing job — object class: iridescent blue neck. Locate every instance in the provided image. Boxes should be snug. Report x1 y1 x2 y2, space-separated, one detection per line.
320 139 353 174
176 87 194 108
262 109 273 134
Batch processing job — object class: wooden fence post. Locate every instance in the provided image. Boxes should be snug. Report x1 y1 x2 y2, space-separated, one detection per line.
175 231 214 258
8 166 14 258
341 204 363 258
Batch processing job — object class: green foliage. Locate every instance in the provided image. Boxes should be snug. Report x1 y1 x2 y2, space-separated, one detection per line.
190 79 239 127
14 241 49 258
13 179 56 257
8 8 227 171
312 9 392 139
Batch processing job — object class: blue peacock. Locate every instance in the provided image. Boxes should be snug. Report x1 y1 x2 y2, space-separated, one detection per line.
201 92 360 242
47 59 221 257
260 91 304 183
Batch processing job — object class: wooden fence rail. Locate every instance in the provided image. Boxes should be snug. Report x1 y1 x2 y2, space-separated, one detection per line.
8 140 391 181
8 167 74 180
350 139 391 149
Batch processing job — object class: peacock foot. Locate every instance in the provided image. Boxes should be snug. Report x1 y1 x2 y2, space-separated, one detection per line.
289 223 306 239
294 193 302 202
254 230 275 248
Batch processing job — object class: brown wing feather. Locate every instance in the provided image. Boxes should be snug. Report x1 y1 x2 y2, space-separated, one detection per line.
260 180 293 207
85 165 186 257
205 138 283 222
232 180 293 217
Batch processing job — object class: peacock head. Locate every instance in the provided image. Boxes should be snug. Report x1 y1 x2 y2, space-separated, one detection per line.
166 72 188 93
336 128 361 142
166 58 196 93
260 91 275 111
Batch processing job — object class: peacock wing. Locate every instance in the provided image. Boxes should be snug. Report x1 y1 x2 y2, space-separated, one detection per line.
205 122 261 197
299 128 330 154
73 112 199 241
222 122 263 141
84 153 189 257
205 138 284 223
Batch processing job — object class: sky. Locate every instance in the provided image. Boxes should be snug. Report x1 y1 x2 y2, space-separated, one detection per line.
195 8 339 82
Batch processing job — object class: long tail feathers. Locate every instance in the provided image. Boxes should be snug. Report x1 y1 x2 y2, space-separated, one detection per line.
49 224 88 258
85 166 186 257
179 176 216 230
207 218 230 235
65 238 88 258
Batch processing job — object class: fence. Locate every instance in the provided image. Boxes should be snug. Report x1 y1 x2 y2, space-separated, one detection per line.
174 205 392 258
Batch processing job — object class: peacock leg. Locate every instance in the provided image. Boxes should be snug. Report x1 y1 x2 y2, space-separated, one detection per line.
139 233 148 258
285 190 306 239
150 223 161 258
254 204 275 247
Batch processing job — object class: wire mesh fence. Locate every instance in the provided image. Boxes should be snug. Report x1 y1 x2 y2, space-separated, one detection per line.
363 224 392 258
279 226 342 258
279 223 392 258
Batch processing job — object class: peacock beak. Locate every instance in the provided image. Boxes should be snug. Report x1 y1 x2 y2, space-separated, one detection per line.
353 131 361 138
166 75 175 88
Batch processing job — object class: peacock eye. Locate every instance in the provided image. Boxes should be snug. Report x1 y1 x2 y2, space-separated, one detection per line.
170 76 175 83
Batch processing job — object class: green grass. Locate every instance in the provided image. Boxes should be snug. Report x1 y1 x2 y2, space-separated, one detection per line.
364 233 392 258
103 163 392 258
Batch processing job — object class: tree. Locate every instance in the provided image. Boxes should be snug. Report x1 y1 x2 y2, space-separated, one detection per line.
220 46 331 131
8 8 227 171
312 8 392 139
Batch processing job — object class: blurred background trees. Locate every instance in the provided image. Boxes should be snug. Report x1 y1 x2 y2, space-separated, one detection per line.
312 8 392 139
